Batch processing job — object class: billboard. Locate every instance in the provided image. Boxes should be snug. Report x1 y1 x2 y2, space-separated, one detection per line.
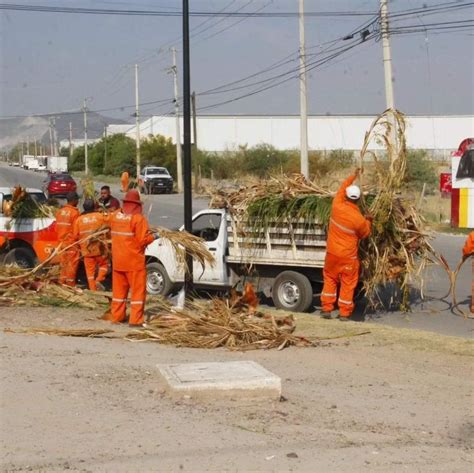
452 148 474 190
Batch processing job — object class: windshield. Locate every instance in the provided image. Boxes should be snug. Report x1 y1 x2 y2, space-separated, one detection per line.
146 168 169 175
51 174 74 181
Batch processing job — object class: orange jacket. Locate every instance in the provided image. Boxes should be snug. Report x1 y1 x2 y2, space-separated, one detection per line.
55 204 80 243
72 211 108 257
463 232 474 257
110 211 155 271
326 175 371 260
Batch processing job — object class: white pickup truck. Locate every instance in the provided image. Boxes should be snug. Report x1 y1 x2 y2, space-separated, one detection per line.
145 208 327 312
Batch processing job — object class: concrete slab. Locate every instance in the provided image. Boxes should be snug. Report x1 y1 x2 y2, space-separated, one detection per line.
157 361 282 399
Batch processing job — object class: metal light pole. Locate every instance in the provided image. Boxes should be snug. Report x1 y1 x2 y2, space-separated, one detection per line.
182 0 193 295
134 64 141 179
380 0 395 110
171 47 183 193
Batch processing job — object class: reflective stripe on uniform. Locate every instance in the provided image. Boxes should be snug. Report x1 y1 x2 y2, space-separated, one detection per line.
112 298 127 302
321 292 337 297
111 231 134 236
130 301 144 305
87 276 95 280
338 298 353 305
57 222 72 226
330 218 356 235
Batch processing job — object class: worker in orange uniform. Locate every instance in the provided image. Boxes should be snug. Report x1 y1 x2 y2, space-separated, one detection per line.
320 168 372 321
55 192 80 286
120 171 130 193
72 199 109 291
109 190 156 327
462 231 474 313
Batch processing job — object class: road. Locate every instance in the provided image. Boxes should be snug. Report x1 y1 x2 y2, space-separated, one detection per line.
1 164 472 338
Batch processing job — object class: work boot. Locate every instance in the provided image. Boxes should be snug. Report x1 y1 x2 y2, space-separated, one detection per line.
95 281 105 292
320 310 336 319
338 315 351 322
128 323 148 329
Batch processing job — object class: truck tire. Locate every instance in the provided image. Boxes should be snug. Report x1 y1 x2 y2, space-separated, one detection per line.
4 247 37 269
146 262 173 296
272 270 313 313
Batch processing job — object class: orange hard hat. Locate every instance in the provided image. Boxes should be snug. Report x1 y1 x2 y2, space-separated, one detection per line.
123 189 142 205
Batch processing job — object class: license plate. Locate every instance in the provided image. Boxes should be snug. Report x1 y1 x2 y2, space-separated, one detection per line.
60 183 66 187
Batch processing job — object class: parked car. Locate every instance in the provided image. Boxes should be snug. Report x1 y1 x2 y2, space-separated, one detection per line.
139 166 174 194
43 173 77 198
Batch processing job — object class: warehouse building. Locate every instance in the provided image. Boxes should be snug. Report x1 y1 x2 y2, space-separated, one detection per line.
124 114 474 158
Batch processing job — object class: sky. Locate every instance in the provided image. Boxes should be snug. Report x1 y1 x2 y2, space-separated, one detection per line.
0 0 473 121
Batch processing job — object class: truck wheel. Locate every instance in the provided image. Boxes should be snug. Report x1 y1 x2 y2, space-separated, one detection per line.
272 271 313 313
4 248 37 269
146 262 173 296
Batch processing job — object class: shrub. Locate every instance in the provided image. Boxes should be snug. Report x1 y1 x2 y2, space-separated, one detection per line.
404 149 438 192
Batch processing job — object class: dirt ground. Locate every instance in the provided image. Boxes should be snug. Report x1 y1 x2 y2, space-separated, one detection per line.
0 306 473 473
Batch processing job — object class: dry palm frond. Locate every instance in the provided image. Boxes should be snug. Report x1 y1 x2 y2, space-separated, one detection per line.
81 178 97 200
3 186 57 222
4 327 113 337
127 295 317 351
0 265 109 309
150 226 215 272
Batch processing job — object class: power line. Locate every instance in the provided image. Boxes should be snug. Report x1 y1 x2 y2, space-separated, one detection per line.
0 4 378 17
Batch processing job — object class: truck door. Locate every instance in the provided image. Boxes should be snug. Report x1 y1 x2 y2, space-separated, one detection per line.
190 211 227 285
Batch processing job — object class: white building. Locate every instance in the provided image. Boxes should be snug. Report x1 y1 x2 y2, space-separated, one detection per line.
105 124 134 136
126 114 474 156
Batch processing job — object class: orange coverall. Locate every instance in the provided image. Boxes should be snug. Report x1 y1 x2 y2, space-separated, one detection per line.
120 171 130 193
321 175 372 317
463 231 474 313
55 204 80 286
72 212 109 291
110 211 155 325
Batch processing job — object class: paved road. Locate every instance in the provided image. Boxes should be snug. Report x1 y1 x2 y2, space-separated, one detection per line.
1 164 472 338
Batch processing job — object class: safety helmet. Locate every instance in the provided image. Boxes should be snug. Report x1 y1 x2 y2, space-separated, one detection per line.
345 185 361 200
123 189 142 205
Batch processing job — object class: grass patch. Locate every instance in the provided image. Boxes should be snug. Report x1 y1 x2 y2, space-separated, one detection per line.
288 312 474 357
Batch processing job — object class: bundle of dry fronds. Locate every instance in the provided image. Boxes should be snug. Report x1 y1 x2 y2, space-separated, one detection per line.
0 265 109 309
4 327 113 337
2 186 57 220
127 296 316 350
208 109 435 311
150 226 215 272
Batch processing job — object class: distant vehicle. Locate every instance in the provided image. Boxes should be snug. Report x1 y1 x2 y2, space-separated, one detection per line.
139 166 173 194
9 161 20 167
0 187 58 268
37 163 47 172
22 155 39 170
47 156 68 173
43 173 77 198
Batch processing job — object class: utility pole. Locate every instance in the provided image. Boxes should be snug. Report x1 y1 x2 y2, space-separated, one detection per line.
51 117 58 155
299 0 309 179
171 47 183 193
34 139 37 157
49 119 54 156
191 91 198 149
104 125 108 173
134 64 141 179
83 99 89 174
26 136 30 155
69 122 73 160
182 0 193 294
380 0 395 110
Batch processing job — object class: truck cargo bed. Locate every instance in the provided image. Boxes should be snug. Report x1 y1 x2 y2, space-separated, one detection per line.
226 216 326 267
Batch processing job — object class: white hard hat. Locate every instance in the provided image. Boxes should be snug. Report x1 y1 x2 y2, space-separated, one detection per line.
346 185 361 200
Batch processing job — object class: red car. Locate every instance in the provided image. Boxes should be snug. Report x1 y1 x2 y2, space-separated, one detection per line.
43 173 77 198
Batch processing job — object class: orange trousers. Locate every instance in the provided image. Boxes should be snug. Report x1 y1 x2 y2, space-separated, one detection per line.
111 268 147 325
59 248 80 287
83 256 108 291
471 259 474 313
321 253 360 317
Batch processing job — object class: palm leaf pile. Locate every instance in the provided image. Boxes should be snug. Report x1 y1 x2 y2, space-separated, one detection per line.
0 265 109 309
210 110 435 311
127 295 317 350
2 186 57 221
